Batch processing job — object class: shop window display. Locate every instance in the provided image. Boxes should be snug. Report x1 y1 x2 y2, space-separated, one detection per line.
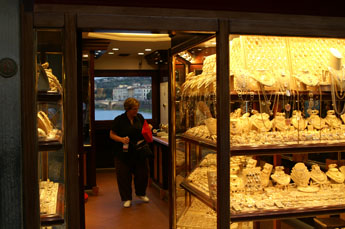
173 35 345 228
36 30 66 228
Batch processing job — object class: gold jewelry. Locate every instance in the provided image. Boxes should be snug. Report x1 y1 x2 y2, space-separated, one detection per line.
258 83 278 116
330 67 345 115
324 110 342 129
291 110 307 131
261 163 273 187
290 163 310 187
310 164 328 184
273 112 290 131
326 164 345 183
250 110 272 132
307 109 326 130
271 166 291 186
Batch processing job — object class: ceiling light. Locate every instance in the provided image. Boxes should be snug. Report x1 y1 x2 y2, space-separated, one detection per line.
178 51 194 62
138 53 144 55
211 42 217 45
87 32 170 42
82 54 89 58
145 48 152 52
108 52 114 55
112 48 119 51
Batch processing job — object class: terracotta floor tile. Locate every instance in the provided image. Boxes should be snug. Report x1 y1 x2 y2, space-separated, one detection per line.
85 170 169 229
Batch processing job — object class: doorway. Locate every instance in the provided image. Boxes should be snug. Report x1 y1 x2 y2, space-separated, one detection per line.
80 30 171 229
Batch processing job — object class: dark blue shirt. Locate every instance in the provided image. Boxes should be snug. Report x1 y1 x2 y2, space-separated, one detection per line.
111 112 145 160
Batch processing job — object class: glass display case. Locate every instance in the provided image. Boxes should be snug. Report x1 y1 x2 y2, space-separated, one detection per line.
36 29 66 228
173 34 345 228
173 37 219 228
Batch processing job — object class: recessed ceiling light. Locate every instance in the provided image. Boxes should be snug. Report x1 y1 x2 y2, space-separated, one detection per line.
211 42 217 45
112 48 119 51
138 53 144 55
145 48 152 52
82 54 89 58
108 52 114 55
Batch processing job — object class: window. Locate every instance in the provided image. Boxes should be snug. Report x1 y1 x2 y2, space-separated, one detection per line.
94 76 152 120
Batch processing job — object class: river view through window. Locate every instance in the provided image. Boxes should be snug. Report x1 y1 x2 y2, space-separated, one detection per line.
94 76 152 120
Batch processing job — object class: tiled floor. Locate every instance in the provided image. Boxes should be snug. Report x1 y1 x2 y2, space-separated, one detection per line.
85 169 169 229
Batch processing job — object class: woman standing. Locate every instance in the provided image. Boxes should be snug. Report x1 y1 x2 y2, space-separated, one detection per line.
110 97 150 208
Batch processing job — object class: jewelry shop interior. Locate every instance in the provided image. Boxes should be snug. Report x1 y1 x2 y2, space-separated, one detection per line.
17 1 345 229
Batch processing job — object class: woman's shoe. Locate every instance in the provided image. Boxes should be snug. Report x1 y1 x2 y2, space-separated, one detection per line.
123 200 131 208
137 195 149 202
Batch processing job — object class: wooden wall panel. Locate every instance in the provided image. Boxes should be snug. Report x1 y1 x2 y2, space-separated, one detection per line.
34 12 64 27
77 14 217 31
33 0 345 18
229 17 345 38
33 4 345 40
64 12 81 228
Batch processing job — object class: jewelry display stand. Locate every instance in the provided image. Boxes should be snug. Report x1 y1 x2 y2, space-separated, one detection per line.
174 35 345 228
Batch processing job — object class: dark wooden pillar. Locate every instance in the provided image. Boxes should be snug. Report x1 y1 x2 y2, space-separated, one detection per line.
216 19 230 229
21 1 40 229
64 12 81 228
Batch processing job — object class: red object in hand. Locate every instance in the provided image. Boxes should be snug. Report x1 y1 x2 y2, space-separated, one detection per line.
142 120 153 143
84 192 88 202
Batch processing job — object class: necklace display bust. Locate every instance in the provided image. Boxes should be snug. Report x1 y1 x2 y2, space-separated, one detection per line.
271 166 291 186
250 110 272 132
307 109 326 130
291 110 307 131
261 163 273 187
310 164 328 184
291 162 310 187
326 164 345 183
273 112 290 131
339 165 345 177
324 110 342 129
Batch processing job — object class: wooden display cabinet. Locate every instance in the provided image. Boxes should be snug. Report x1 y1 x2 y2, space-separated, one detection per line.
172 34 345 228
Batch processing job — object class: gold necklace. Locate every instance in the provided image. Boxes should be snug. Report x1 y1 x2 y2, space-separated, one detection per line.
259 83 277 116
331 71 345 115
290 163 310 187
310 165 328 184
330 67 345 99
